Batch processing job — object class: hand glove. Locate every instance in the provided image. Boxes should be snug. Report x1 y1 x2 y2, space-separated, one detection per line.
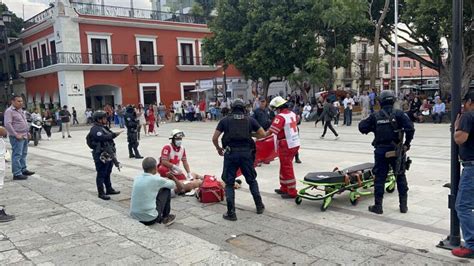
171 165 182 174
187 172 193 180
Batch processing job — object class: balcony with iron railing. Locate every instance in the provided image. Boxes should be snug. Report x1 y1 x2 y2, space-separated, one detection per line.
19 52 129 77
176 56 220 72
71 2 207 25
134 54 164 71
23 6 55 30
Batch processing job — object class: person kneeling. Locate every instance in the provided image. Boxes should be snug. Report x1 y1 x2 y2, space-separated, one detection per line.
130 157 184 226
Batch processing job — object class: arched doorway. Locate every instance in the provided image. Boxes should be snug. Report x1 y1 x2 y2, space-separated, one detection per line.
86 84 122 110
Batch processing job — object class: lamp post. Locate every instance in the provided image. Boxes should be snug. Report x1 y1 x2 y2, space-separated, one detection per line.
222 67 227 101
131 65 143 104
0 10 12 102
420 63 423 86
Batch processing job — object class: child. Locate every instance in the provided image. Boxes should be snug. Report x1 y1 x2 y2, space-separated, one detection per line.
0 126 15 222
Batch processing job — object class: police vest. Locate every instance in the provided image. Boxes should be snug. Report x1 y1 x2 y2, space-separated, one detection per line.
374 110 400 146
163 144 185 165
278 112 301 149
222 114 251 148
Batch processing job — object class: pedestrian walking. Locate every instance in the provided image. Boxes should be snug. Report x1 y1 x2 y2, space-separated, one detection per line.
451 90 474 258
4 95 35 180
359 90 415 215
72 107 80 125
42 109 53 140
117 105 125 128
147 105 157 136
55 108 62 132
136 104 147 138
320 98 339 140
125 106 143 159
59 105 72 138
314 98 324 127
360 91 370 119
212 99 266 221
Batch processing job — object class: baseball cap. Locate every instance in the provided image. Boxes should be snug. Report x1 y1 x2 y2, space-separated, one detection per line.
463 89 474 101
258 96 266 101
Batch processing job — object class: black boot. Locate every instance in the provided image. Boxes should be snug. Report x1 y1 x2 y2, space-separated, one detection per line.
133 146 143 159
368 198 383 214
128 145 134 158
223 199 237 221
295 153 302 164
399 195 408 213
253 196 265 214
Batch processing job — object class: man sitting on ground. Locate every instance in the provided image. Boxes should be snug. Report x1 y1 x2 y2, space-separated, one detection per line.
130 157 183 226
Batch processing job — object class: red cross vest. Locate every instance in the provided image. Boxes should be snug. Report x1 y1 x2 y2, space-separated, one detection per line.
163 144 185 166
278 112 300 149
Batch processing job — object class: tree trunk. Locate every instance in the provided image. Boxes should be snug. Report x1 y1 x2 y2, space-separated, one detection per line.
369 0 390 90
262 79 270 99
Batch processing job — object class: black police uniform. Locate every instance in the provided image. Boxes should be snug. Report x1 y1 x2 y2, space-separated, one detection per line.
216 109 264 218
359 104 414 213
252 107 272 130
89 121 120 198
124 106 142 158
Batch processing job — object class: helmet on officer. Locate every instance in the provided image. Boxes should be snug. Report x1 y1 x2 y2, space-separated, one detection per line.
93 110 107 123
231 98 246 113
269 96 288 110
379 90 395 106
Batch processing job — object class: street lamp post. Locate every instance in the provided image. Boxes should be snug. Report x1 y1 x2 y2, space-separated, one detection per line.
0 11 13 102
131 65 143 104
437 0 463 251
420 63 423 86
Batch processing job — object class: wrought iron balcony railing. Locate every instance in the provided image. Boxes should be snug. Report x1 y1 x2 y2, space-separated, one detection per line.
177 56 212 66
24 6 54 29
20 52 129 72
134 55 164 65
71 2 207 25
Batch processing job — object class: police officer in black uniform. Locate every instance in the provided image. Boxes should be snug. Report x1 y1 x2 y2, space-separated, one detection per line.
88 110 123 200
212 99 266 221
359 90 415 214
124 105 143 159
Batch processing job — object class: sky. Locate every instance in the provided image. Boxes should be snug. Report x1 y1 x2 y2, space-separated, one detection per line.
2 0 152 20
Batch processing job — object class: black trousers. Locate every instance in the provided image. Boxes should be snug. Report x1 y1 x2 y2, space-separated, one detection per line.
93 154 114 195
141 188 171 226
322 121 338 137
43 125 52 137
373 147 409 201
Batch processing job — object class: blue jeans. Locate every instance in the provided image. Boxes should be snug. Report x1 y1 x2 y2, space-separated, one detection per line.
9 136 28 176
222 149 262 215
344 108 352 126
456 165 474 250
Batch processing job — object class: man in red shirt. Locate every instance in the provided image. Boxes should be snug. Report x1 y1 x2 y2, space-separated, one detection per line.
199 100 207 121
267 96 301 198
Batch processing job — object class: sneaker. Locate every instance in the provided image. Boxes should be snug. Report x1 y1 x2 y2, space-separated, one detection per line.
135 155 144 159
62 136 65 139
106 189 120 195
256 204 265 214
335 136 340 140
13 175 28 180
320 136 324 139
222 213 237 221
274 189 286 195
129 155 135 158
295 158 302 164
47 137 51 141
368 205 383 214
452 246 474 258
68 135 72 138
281 194 296 199
0 209 15 223
162 214 176 226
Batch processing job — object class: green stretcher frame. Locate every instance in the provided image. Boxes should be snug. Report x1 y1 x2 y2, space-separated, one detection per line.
295 171 396 211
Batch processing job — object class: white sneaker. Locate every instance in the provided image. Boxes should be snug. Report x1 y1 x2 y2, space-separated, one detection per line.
320 136 324 139
47 137 51 141
335 136 340 140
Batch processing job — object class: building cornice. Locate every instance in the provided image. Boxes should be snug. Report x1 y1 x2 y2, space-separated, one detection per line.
19 20 54 39
73 17 211 33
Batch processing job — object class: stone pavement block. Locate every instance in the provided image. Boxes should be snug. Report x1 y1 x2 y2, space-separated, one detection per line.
264 245 319 265
171 249 219 265
48 218 96 237
307 243 369 265
356 229 412 246
309 258 339 265
385 211 443 226
227 234 272 254
177 216 215 230
193 251 261 266
342 217 402 234
0 239 15 251
0 249 25 264
340 239 391 257
65 201 121 221
96 216 151 236
389 227 445 245
106 255 143 265
139 255 173 265
23 250 41 258
181 206 217 218
396 253 457 265
8 260 35 266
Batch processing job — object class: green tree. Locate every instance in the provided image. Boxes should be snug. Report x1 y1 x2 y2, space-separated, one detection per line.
0 3 24 38
374 0 473 96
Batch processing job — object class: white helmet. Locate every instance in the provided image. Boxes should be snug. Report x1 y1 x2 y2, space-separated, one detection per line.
269 96 288 109
169 129 185 139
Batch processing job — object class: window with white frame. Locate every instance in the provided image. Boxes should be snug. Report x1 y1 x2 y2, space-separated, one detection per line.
177 39 196 65
136 36 157 65
403 61 411 68
87 33 112 64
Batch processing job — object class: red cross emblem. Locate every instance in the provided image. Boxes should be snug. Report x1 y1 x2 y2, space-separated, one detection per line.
172 155 179 162
290 117 298 133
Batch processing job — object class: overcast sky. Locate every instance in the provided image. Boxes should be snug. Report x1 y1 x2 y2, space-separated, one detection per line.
2 0 152 20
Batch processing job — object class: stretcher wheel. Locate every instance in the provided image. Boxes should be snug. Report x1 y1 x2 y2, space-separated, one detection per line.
320 197 332 212
350 197 359 206
295 197 302 205
386 185 395 193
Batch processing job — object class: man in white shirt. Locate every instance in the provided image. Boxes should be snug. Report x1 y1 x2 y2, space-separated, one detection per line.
360 91 370 119
302 103 312 121
343 94 355 126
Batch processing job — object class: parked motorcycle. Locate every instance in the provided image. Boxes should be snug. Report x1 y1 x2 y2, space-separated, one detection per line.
30 117 43 146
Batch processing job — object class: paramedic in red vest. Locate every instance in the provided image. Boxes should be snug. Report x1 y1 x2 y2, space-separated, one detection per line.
267 96 301 199
158 129 196 181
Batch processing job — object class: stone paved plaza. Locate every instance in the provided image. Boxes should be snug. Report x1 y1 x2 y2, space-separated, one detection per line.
0 120 472 265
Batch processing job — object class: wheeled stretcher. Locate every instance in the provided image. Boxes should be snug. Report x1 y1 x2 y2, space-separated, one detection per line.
295 163 396 211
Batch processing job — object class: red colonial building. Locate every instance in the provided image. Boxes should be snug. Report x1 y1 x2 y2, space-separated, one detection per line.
17 0 240 120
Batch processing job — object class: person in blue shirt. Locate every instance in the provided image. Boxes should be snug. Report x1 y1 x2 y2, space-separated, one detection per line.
130 157 183 226
431 96 446 123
